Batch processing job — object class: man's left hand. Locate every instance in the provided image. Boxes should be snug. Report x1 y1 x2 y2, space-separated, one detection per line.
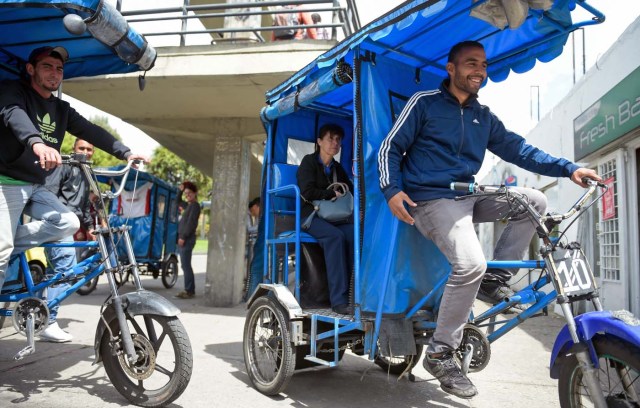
571 168 602 187
178 238 185 247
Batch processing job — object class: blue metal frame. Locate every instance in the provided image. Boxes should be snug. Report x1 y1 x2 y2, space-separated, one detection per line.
0 241 103 317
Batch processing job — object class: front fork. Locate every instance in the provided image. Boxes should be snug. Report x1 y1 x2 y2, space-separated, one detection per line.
559 300 608 408
96 227 139 364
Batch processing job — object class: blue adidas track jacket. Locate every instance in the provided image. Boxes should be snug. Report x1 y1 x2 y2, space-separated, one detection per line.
378 81 579 203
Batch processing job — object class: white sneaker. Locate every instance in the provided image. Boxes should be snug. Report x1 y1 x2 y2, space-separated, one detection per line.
38 322 73 343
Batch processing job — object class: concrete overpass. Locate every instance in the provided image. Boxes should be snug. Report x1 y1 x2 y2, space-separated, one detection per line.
64 40 336 306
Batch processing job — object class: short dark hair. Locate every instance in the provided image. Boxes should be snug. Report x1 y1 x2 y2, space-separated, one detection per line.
248 197 260 209
182 181 198 193
73 138 93 148
311 13 321 23
318 123 344 140
447 40 484 63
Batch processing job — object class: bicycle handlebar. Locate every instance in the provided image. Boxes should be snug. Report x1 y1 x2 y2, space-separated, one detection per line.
60 154 142 199
450 179 605 224
450 182 506 194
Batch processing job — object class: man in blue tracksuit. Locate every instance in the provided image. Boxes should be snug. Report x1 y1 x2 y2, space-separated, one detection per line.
378 40 600 399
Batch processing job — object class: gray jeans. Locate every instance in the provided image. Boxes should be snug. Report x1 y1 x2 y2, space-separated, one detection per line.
408 187 547 354
0 184 79 290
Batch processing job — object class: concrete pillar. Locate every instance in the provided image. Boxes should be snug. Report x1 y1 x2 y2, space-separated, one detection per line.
204 136 250 306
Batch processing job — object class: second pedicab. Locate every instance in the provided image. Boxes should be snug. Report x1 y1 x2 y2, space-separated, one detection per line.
78 168 181 294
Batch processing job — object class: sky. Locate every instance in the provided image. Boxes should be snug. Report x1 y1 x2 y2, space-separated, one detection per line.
66 0 640 165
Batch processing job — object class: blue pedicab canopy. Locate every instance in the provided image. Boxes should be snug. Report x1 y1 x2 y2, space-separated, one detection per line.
0 0 155 81
260 0 604 314
96 167 179 264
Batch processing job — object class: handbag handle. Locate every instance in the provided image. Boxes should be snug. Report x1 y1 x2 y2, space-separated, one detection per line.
327 182 349 195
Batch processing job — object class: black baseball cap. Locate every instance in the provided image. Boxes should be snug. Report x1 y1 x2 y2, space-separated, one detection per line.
28 46 69 65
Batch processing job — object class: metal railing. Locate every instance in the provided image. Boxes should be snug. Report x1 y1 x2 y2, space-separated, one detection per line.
117 0 361 47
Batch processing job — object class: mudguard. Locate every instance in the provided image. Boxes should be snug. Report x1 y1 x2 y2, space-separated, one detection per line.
549 310 640 379
246 283 303 320
93 290 181 364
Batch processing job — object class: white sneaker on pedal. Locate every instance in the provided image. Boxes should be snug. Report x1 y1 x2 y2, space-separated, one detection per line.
38 322 73 343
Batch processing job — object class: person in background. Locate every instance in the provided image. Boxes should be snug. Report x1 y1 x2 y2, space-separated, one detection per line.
272 5 317 41
311 13 329 40
175 181 200 299
39 138 95 342
246 197 260 238
245 197 260 291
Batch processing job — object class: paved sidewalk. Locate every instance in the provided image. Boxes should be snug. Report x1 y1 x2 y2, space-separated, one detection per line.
0 254 566 408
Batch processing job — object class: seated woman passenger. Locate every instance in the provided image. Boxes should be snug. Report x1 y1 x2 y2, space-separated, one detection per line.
297 124 354 315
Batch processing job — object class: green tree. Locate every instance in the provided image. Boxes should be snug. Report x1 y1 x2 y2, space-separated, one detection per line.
60 116 123 167
147 147 212 195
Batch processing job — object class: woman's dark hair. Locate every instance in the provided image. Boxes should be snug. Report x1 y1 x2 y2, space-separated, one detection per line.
316 123 344 152
182 181 198 193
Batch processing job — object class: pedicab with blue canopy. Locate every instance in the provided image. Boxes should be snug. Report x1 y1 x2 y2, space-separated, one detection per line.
243 1 640 405
95 167 181 289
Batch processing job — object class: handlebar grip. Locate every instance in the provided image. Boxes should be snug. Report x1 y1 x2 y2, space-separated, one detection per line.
450 182 476 193
581 177 607 188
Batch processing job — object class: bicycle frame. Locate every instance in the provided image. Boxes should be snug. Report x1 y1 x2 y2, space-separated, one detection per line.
1 157 151 362
0 240 103 309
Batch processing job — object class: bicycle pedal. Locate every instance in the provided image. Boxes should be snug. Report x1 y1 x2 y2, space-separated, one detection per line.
461 343 474 376
14 345 35 361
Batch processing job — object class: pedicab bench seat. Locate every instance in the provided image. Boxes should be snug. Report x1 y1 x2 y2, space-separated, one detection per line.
268 163 335 309
268 163 318 244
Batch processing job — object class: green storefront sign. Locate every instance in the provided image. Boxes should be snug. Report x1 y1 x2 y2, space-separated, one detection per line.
574 66 640 160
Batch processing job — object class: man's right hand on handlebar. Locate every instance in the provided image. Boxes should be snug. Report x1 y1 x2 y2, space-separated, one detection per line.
571 168 601 188
33 142 62 171
387 191 417 225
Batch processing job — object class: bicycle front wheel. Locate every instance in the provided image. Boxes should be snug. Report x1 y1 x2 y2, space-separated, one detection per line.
100 314 193 407
558 335 640 407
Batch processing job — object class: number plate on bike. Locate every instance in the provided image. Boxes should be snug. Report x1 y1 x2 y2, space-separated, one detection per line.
551 248 596 297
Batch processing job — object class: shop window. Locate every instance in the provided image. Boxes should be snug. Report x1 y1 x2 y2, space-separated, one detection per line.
599 159 620 281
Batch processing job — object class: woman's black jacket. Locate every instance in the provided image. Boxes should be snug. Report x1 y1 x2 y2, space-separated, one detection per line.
296 152 353 218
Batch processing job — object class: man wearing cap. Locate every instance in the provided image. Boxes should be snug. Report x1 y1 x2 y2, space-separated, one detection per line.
0 46 148 342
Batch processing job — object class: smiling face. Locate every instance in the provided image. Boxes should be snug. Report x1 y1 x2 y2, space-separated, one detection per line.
183 188 197 203
446 45 487 104
27 55 64 98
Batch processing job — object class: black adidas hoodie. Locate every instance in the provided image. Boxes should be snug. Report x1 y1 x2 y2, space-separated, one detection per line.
0 80 131 184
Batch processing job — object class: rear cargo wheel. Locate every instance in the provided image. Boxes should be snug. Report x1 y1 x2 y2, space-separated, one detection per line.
243 296 295 395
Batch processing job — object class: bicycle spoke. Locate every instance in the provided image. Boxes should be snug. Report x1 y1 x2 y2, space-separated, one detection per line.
152 330 168 353
129 316 145 334
154 363 174 378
